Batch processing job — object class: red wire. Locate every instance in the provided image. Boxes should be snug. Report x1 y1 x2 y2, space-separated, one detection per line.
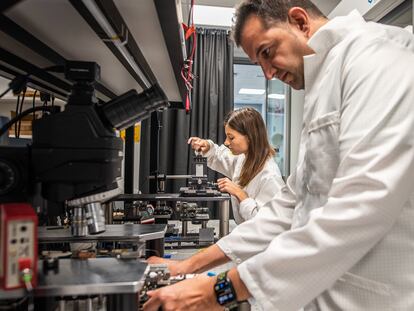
182 0 196 112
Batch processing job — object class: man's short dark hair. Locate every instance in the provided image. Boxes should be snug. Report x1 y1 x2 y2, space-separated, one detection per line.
232 0 326 46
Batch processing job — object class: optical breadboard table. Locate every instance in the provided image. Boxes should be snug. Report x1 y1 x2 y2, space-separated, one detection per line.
113 193 231 238
38 224 166 243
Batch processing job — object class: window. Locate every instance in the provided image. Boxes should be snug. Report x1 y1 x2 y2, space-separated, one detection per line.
234 64 266 115
233 63 290 176
267 79 288 175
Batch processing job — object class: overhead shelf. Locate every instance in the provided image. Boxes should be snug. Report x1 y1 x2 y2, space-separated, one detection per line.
0 0 186 106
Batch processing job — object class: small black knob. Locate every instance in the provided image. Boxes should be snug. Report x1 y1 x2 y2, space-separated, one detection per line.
43 257 59 274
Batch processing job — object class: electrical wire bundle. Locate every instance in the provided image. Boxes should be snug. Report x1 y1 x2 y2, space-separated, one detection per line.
181 0 197 113
14 86 27 138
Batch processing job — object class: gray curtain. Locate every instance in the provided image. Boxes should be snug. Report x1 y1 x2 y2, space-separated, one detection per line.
139 28 233 217
191 28 234 148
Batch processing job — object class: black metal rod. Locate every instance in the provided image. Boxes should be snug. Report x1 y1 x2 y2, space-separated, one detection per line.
149 111 159 194
95 0 157 84
0 14 65 64
0 47 71 93
0 0 24 13
124 125 135 194
69 0 155 90
0 14 116 100
153 0 187 105
0 64 67 99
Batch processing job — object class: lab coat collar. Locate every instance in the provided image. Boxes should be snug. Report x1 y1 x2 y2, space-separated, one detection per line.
307 10 365 54
303 10 366 91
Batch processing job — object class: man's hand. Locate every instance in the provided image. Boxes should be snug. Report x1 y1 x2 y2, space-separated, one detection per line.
217 178 248 202
188 137 210 154
143 275 223 311
147 256 191 276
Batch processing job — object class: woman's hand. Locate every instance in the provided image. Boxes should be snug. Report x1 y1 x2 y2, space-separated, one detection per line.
147 256 191 276
217 178 248 202
187 137 210 154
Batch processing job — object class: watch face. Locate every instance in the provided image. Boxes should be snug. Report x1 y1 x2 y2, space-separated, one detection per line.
218 292 235 304
215 274 237 307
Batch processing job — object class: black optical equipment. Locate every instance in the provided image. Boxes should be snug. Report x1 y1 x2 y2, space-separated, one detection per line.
0 60 170 235
100 83 167 130
31 61 122 203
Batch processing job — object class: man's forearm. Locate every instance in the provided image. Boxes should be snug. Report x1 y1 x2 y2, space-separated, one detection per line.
183 244 230 273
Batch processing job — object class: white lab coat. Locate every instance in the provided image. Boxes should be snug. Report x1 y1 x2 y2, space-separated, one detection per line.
217 11 414 310
203 140 285 224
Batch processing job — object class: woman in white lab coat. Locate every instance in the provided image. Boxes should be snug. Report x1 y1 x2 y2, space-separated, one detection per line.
188 107 284 224
148 108 286 275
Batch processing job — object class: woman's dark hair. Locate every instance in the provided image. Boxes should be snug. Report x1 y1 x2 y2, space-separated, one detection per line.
224 107 275 187
232 0 326 46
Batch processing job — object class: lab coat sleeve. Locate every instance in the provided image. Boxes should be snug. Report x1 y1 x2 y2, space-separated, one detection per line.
202 140 239 178
236 40 414 310
216 176 295 263
238 173 286 221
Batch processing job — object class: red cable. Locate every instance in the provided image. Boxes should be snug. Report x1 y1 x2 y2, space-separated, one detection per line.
181 0 197 112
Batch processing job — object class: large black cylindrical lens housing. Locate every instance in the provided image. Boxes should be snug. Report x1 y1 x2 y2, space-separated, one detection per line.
100 83 169 130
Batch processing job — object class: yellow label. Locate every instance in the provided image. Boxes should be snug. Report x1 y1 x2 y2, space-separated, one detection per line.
120 124 141 143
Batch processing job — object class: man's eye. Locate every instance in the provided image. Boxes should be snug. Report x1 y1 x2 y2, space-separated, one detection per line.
262 48 270 58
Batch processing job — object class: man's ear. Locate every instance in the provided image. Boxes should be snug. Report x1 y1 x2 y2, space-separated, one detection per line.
287 7 311 37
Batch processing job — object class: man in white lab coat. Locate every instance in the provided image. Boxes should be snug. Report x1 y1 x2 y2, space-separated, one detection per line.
144 0 414 310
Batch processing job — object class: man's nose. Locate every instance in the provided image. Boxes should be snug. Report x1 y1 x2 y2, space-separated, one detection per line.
262 62 276 80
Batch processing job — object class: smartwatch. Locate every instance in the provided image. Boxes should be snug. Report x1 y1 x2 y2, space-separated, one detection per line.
214 271 238 310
